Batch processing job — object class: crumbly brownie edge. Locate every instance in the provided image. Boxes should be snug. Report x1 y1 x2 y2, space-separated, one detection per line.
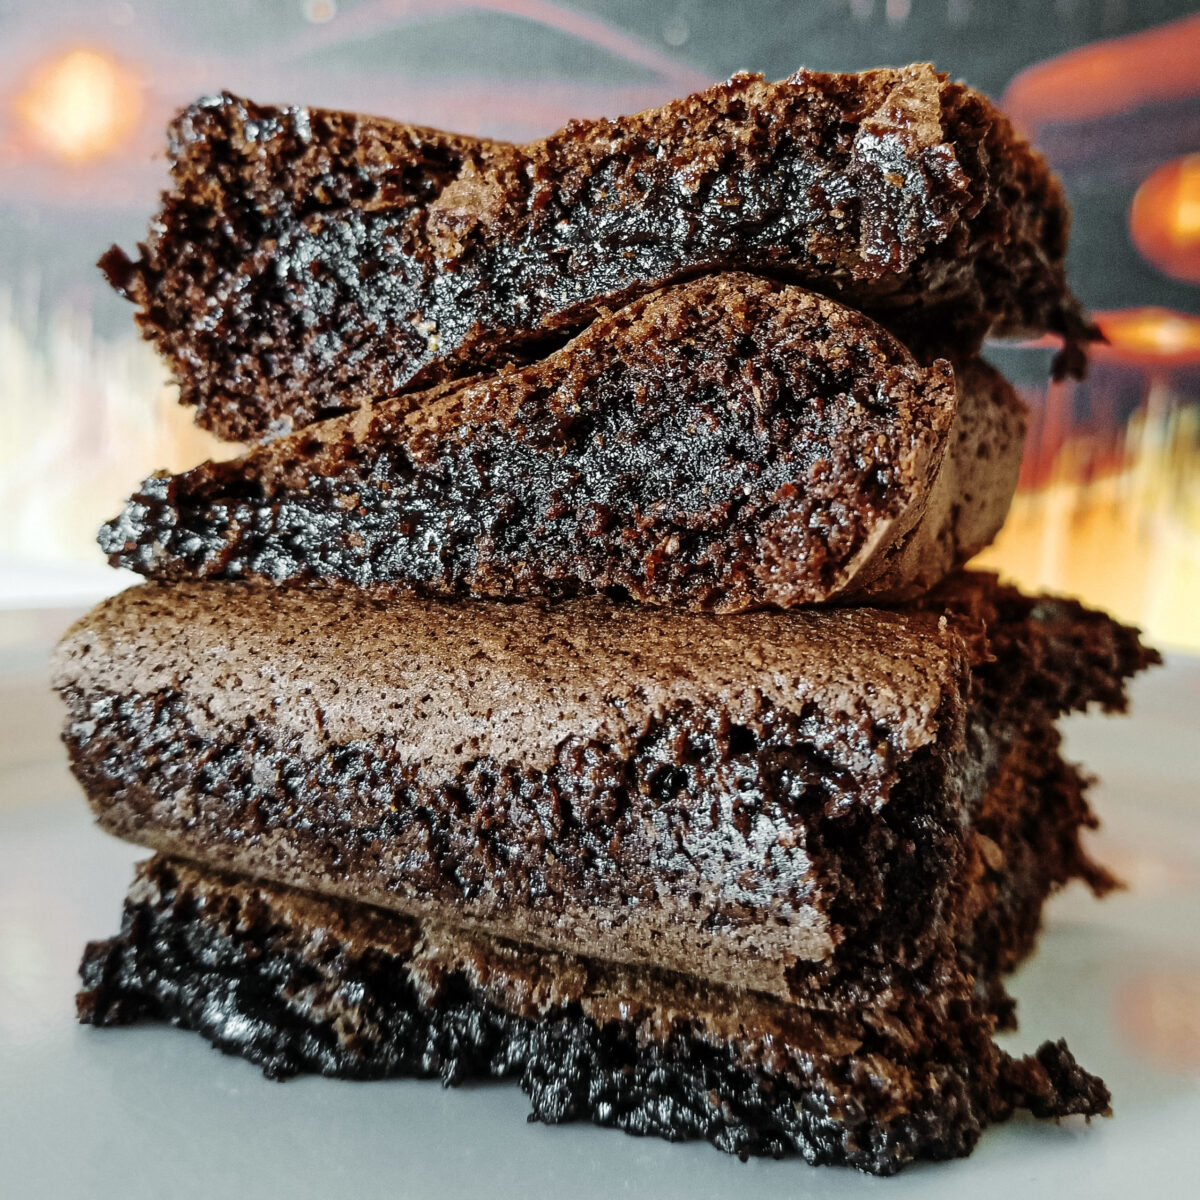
77 857 1111 1175
837 358 1026 603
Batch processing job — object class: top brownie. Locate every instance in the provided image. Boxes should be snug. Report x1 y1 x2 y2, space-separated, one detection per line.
102 64 1088 442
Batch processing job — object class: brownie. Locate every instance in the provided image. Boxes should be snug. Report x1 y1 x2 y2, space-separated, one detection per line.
99 64 1088 442
78 856 1111 1175
53 572 1155 1001
97 276 1025 611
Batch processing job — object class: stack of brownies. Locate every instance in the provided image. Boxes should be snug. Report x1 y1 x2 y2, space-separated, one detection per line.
56 65 1157 1174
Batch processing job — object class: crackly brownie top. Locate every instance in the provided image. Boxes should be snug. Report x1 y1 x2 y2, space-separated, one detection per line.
54 576 970 777
56 568 1156 783
101 63 1087 441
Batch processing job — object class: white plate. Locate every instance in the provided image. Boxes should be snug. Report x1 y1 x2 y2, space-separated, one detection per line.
2 611 1198 1199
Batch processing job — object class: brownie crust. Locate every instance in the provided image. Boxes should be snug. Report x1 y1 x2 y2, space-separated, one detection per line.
101 65 1087 441
97 276 1026 612
78 857 1112 1175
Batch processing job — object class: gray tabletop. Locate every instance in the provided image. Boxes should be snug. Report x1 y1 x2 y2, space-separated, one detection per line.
2 607 1199 1200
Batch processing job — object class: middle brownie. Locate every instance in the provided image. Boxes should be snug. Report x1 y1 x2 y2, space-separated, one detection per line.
52 572 1151 1001
98 274 1024 611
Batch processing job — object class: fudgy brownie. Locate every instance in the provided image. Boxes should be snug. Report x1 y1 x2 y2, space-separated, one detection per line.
97 276 1025 611
78 856 1111 1175
99 64 1088 441
53 572 1155 1001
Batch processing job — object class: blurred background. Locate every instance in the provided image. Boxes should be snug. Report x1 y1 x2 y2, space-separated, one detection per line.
0 0 1197 646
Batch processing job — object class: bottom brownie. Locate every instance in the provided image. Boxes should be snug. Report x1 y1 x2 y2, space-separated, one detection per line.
79 857 1109 1175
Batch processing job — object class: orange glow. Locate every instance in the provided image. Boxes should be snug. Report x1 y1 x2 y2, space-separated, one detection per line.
1096 308 1200 365
1119 974 1200 1069
14 48 141 163
972 381 1200 651
1131 157 1200 285
1003 12 1200 134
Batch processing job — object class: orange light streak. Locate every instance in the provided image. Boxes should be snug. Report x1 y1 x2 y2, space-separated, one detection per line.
1002 12 1200 134
1096 308 1200 366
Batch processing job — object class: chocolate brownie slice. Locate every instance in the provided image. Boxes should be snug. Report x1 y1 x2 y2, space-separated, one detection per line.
53 573 1155 1001
78 856 1111 1174
99 64 1087 442
97 276 1024 611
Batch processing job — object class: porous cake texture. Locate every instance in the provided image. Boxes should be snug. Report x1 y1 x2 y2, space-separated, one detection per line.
98 276 1025 610
100 64 1087 441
